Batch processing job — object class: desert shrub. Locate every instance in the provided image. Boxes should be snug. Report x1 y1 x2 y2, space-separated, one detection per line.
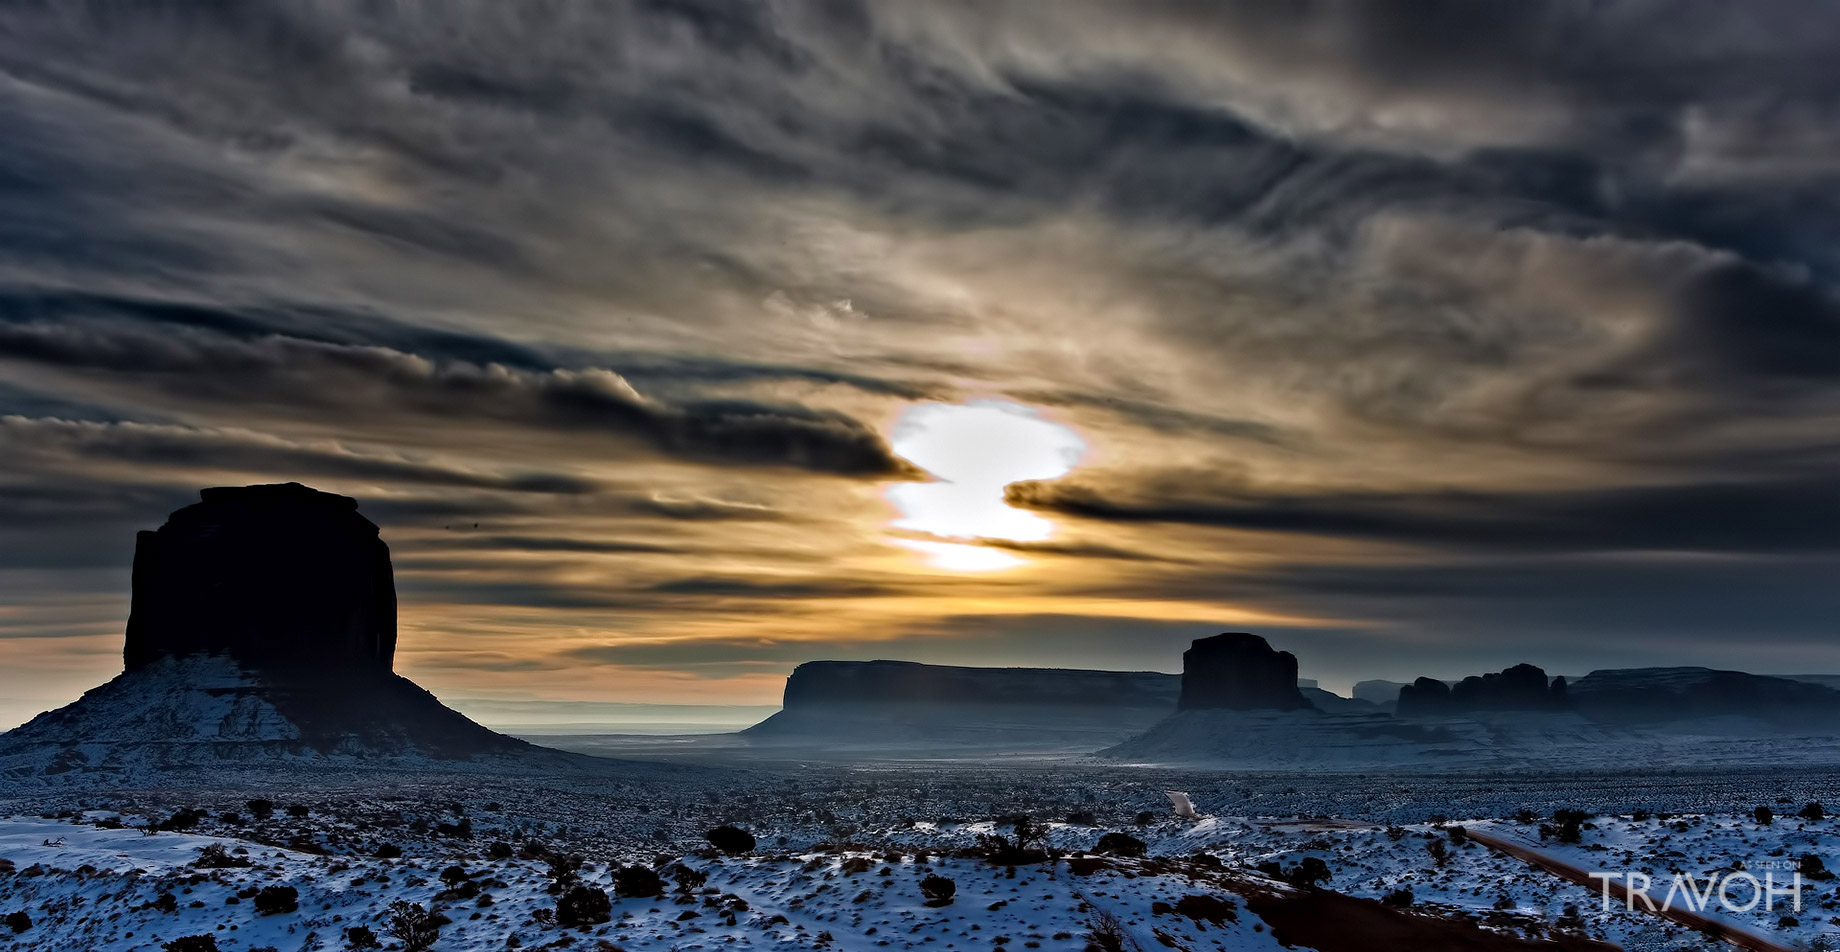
1171 894 1237 924
3 911 30 933
246 799 274 820
1448 825 1469 845
386 902 448 951
977 816 1050 866
252 885 298 915
1542 809 1590 844
613 864 664 898
435 817 472 839
157 808 205 832
556 884 613 927
1094 832 1146 857
161 936 218 952
1381 888 1414 907
1514 809 1538 824
1133 811 1158 825
374 842 402 859
1800 854 1836 880
286 803 309 818
1086 909 1128 952
543 851 584 891
487 841 514 860
706 825 756 855
1426 839 1450 866
194 844 252 869
920 874 956 907
439 865 471 887
1257 857 1332 888
152 892 179 913
1755 805 1775 826
670 864 709 893
1065 811 1098 826
343 925 381 949
1801 802 1827 821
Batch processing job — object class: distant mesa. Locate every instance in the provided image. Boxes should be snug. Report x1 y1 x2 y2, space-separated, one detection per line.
0 483 586 784
1178 633 1313 712
741 659 1180 754
1569 667 1840 727
1397 663 1569 717
777 659 1178 709
1352 679 1410 707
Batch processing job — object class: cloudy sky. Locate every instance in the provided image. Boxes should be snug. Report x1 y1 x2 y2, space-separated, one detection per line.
4 1 1840 727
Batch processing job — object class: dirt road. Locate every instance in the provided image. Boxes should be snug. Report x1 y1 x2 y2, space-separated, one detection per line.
1463 826 1796 952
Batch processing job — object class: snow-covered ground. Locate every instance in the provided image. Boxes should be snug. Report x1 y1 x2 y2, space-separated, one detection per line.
3 767 1839 950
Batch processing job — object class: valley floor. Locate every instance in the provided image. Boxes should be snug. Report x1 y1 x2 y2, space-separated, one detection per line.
3 766 1839 951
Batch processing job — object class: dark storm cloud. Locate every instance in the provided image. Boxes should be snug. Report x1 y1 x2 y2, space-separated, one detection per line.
0 416 604 495
1008 389 1293 448
1007 472 1840 556
0 319 918 477
647 576 900 599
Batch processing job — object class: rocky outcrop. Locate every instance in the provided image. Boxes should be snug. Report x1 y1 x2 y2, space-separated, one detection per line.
776 660 1178 709
1569 667 1840 727
1302 687 1380 714
1352 680 1411 706
124 483 395 672
744 660 1180 753
1178 633 1312 711
0 483 591 783
1397 664 1569 716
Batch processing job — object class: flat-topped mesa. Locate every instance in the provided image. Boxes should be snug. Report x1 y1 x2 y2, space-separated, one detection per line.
779 660 1179 709
123 483 396 673
1177 632 1313 711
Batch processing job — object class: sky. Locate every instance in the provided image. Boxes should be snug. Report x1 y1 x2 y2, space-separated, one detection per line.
4 1 1840 728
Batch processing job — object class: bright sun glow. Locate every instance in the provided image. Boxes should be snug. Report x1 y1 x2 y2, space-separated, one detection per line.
886 400 1086 570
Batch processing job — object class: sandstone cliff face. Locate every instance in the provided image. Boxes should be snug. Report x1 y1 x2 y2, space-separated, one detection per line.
123 483 396 673
1177 633 1312 711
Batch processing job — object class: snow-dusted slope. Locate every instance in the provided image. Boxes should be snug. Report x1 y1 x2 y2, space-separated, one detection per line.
0 656 595 787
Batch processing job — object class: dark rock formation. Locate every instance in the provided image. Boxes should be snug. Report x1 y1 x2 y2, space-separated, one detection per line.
743 660 1180 752
1302 687 1380 714
776 660 1178 709
124 483 395 672
1569 667 1840 726
1397 664 1569 716
0 483 590 780
1352 679 1412 706
1177 633 1311 711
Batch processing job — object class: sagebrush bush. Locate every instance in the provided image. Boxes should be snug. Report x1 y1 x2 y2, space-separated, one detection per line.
920 874 956 906
614 864 664 898
385 901 448 952
252 885 298 915
705 825 756 855
557 884 613 927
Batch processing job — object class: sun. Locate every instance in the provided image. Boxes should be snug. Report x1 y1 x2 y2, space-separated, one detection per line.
885 400 1086 569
